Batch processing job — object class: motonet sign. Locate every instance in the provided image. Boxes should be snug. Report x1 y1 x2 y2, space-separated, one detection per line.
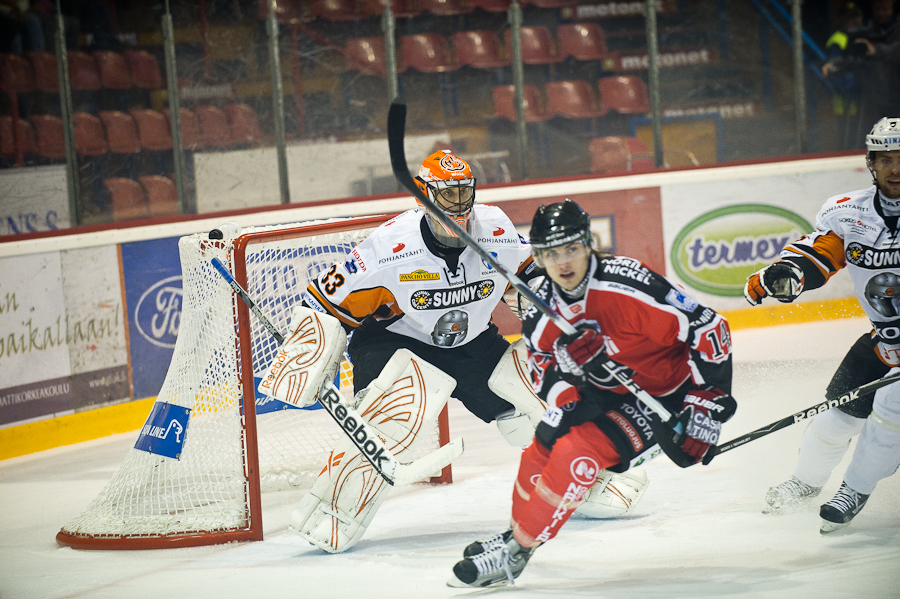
670 204 812 296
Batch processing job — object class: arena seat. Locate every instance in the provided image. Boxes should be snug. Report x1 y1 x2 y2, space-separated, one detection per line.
419 0 473 15
28 114 66 159
312 0 364 20
195 105 234 148
599 76 650 114
130 109 173 151
0 115 37 159
401 34 459 72
66 51 102 91
558 23 610 61
345 36 406 76
504 26 561 64
546 80 607 118
470 0 511 12
589 136 653 173
104 177 149 220
140 175 180 217
0 53 35 93
164 107 204 151
225 103 265 146
492 84 550 122
27 52 59 93
93 51 132 90
73 112 109 156
124 50 164 89
453 30 509 69
99 110 141 154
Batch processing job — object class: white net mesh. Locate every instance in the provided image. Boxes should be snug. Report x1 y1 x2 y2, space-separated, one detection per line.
59 216 448 544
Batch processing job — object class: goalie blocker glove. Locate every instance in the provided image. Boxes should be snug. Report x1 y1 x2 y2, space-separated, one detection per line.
744 261 804 305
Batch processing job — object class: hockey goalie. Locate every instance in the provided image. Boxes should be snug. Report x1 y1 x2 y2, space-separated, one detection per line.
259 150 650 553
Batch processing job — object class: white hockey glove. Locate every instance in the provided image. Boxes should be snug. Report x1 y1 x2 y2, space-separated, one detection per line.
257 306 346 408
744 261 804 306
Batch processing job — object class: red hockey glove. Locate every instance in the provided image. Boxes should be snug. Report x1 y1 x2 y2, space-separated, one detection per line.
552 323 606 377
678 387 737 463
744 261 804 306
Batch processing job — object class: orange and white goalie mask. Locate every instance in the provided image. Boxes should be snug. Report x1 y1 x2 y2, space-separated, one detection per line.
414 149 476 248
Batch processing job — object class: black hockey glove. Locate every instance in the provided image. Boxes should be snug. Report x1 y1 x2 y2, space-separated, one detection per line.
650 386 737 468
744 261 804 306
552 323 606 378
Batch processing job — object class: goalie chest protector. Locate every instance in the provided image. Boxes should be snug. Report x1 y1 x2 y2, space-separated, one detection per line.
305 206 532 349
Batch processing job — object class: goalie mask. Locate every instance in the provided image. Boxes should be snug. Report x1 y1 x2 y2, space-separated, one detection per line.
415 150 476 248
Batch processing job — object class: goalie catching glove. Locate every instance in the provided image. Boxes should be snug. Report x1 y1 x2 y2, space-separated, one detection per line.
744 261 804 306
678 387 737 463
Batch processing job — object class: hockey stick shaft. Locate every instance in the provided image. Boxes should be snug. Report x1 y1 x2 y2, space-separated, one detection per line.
703 371 900 464
211 256 462 486
386 102 673 423
211 257 285 345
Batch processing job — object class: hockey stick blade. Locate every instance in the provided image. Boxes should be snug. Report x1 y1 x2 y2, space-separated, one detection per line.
318 382 464 486
702 371 900 465
211 257 284 344
386 103 676 425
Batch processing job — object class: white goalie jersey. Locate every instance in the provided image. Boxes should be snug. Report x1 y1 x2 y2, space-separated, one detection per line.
303 206 534 348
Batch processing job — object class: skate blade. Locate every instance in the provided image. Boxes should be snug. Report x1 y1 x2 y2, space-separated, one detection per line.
446 576 510 589
820 519 850 534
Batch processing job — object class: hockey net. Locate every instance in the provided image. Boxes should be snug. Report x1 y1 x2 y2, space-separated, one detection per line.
57 215 451 550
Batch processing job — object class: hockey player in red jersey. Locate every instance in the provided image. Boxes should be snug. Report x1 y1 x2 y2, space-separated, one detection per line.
282 152 651 553
747 117 900 533
449 199 735 588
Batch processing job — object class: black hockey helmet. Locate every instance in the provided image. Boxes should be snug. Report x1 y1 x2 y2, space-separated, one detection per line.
529 199 592 252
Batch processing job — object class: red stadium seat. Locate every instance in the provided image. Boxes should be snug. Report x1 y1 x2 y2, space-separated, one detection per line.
504 26 561 64
363 0 420 17
492 84 550 122
589 136 652 173
93 51 132 90
453 30 509 69
28 114 66 159
140 176 181 217
345 36 406 76
225 103 264 146
194 105 234 148
558 23 610 61
0 115 37 158
546 80 607 118
598 75 650 114
99 111 141 154
130 109 173 151
164 107 203 150
124 50 164 89
470 0 510 11
401 34 459 73
27 52 59 92
0 53 35 93
67 51 102 91
419 0 473 15
73 112 109 156
258 0 310 23
312 0 363 20
104 178 149 220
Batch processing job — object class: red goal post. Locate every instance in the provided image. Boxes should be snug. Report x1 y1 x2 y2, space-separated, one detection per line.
57 215 451 550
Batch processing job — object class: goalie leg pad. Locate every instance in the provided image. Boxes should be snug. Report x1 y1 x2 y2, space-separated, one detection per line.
573 467 649 519
488 338 547 436
258 306 346 408
496 409 539 448
290 349 456 553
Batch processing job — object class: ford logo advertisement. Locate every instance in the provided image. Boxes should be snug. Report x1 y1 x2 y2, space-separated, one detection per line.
121 237 183 398
670 204 812 296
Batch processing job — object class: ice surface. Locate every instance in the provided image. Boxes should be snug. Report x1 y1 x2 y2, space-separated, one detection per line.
2 317 898 598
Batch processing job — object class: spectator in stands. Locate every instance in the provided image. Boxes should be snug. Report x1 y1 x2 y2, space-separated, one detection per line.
0 0 45 53
823 0 900 147
824 3 865 150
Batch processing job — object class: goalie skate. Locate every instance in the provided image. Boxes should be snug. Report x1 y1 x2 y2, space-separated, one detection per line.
289 349 457 553
763 476 822 514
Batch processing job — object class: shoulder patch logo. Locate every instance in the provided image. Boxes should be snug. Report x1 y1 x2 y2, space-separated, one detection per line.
837 197 852 203
393 243 405 253
665 288 699 312
493 227 505 236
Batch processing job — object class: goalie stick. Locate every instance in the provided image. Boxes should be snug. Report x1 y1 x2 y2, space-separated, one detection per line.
210 256 464 486
387 102 675 430
702 371 900 465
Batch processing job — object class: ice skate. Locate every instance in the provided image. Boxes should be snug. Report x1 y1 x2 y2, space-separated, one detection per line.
763 476 822 513
820 481 869 534
449 533 534 588
462 527 513 558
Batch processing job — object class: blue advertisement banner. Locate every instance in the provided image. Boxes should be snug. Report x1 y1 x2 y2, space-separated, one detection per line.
134 401 191 459
121 236 182 399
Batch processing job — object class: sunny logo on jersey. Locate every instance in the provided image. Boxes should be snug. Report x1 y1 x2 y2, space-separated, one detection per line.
409 280 495 310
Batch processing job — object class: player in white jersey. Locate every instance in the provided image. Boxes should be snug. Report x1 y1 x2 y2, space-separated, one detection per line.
745 117 900 532
284 150 650 553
